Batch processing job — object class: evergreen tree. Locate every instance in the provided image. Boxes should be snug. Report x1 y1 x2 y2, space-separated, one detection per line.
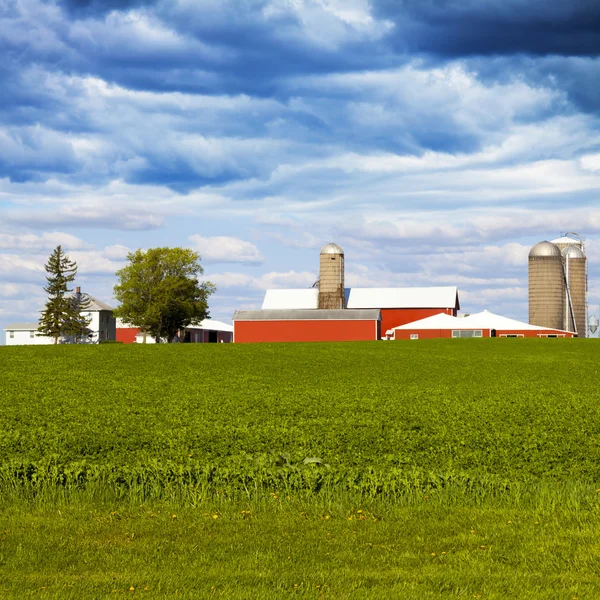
65 290 93 343
38 246 90 344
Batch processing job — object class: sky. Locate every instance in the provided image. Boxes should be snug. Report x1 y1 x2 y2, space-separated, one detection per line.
1 0 600 336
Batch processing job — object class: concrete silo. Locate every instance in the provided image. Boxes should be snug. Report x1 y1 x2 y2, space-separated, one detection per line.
562 245 586 336
318 243 345 309
529 241 564 331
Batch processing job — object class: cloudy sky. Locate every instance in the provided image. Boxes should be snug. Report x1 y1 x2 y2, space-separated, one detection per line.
1 0 600 336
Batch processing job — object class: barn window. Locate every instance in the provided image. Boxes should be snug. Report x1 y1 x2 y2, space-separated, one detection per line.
452 330 482 338
9 331 14 338
410 334 419 340
500 334 524 338
30 331 35 338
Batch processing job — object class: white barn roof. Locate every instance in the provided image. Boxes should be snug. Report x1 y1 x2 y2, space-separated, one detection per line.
262 286 459 310
189 319 233 333
262 288 318 309
346 286 458 309
389 310 570 334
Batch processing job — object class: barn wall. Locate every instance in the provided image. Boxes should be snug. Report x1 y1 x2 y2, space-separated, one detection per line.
234 320 378 343
393 329 454 340
497 329 574 338
380 308 453 334
218 331 233 343
116 328 139 344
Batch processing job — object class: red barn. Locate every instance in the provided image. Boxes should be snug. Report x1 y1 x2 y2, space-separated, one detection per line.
233 309 381 343
345 287 459 334
260 286 459 335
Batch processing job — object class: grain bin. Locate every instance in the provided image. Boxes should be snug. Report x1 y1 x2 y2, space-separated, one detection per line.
318 243 345 309
562 245 586 335
529 241 564 330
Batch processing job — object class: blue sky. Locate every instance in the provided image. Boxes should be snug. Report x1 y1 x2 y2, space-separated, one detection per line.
1 0 600 333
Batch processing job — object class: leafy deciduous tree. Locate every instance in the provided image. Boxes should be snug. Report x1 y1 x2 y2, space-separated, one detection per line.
113 247 215 343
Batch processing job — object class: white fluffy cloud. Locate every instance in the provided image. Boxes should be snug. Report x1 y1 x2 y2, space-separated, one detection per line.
189 235 264 264
0 231 92 251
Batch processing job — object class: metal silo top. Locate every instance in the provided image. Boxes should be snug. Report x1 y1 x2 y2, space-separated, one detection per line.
529 241 561 258
320 242 344 255
551 234 582 247
562 245 585 259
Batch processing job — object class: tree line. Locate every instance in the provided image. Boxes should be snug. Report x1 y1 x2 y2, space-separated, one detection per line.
38 246 215 344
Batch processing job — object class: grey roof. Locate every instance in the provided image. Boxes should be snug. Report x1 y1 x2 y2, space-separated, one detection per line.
75 294 115 311
529 241 562 258
4 322 40 331
233 309 381 321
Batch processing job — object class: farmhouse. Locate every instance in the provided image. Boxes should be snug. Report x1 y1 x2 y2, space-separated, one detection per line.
387 310 575 340
4 290 116 345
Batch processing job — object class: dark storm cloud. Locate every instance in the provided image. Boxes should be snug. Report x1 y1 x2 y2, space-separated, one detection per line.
59 0 159 17
0 0 598 191
373 0 600 57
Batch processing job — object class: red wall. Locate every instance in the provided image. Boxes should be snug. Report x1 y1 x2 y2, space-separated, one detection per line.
393 329 453 340
234 320 379 343
116 328 139 344
497 329 574 338
380 308 454 334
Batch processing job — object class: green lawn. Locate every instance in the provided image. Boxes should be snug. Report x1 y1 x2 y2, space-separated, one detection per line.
1 340 600 597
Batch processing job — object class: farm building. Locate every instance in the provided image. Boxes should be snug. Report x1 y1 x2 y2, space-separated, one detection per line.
4 291 116 345
262 286 459 334
387 310 575 340
233 309 381 343
116 319 233 343
233 242 459 343
3 323 55 346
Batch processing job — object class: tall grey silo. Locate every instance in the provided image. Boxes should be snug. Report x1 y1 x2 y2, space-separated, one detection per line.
318 243 345 309
529 241 564 331
562 245 586 336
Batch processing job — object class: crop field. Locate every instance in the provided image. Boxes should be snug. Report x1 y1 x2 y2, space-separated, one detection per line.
1 339 600 598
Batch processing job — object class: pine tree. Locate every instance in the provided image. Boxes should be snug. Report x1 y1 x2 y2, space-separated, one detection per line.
38 246 90 344
65 290 93 343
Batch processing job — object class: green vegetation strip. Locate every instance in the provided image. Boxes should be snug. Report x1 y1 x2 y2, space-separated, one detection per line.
2 340 600 493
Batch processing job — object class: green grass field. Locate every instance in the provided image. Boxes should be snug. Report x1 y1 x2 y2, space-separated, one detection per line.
1 340 600 598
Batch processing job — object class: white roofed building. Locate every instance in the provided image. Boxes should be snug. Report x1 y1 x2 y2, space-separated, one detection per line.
118 319 234 344
387 310 574 340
